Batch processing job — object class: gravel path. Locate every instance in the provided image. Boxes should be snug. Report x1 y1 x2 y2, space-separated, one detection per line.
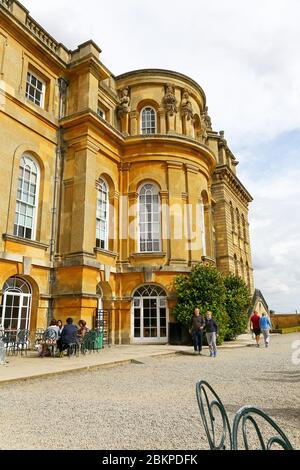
0 333 299 450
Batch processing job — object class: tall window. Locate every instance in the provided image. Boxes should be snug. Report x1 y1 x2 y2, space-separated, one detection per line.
246 262 251 289
240 259 245 280
14 155 40 240
26 72 45 108
236 208 241 238
133 285 167 342
139 184 161 253
230 202 235 232
242 214 247 242
141 107 156 135
96 179 109 250
1 277 32 331
234 254 238 277
200 201 207 257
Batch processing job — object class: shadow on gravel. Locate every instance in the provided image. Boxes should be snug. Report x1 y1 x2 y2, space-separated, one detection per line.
255 370 300 383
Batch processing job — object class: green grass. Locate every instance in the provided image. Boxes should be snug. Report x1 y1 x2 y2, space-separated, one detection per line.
271 326 300 334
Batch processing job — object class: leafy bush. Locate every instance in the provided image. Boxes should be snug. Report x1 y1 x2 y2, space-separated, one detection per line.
173 264 229 343
223 274 251 340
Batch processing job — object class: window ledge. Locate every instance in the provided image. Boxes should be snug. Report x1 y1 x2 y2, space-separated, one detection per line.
130 252 166 259
94 248 118 258
2 234 49 251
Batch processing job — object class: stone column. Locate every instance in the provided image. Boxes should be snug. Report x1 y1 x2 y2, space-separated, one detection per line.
130 111 138 135
109 190 120 254
185 164 202 265
119 163 131 264
128 191 139 256
160 191 170 259
167 113 176 134
158 108 166 134
70 139 98 254
167 161 188 266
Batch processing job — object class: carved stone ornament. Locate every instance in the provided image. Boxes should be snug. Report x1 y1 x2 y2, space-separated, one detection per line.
181 89 193 121
163 83 178 116
117 87 131 119
203 106 212 130
200 113 208 142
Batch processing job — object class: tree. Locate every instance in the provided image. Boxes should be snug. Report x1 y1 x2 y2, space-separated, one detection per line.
223 274 251 340
173 264 229 343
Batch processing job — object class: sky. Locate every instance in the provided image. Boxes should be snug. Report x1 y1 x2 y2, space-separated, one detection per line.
22 0 300 312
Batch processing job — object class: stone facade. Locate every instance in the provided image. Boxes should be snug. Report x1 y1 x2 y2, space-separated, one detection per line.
0 0 254 344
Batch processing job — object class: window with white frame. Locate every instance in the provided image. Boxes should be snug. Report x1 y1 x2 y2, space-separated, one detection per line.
141 107 156 135
200 201 207 257
139 184 161 253
25 72 45 108
14 155 40 240
96 178 109 250
1 277 32 331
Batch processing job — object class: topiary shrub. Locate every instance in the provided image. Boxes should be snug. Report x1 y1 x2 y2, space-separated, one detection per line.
223 274 251 341
173 264 229 344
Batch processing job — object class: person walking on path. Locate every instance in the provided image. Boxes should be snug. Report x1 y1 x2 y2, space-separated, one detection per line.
205 311 218 358
259 313 272 348
250 311 261 348
191 308 205 355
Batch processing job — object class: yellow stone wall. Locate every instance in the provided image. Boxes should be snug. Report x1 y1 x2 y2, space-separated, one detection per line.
0 0 255 344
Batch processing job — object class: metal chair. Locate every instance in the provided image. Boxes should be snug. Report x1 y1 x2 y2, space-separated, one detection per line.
232 406 294 450
15 329 30 356
67 341 80 358
196 380 294 450
41 328 58 357
1 330 17 356
196 380 232 450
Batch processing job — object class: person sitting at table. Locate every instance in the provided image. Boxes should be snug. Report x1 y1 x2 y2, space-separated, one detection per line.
57 317 79 357
57 320 64 337
78 320 89 343
39 320 60 357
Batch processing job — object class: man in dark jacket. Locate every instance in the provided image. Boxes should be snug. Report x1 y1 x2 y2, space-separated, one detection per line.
191 308 205 355
58 317 79 356
205 311 218 358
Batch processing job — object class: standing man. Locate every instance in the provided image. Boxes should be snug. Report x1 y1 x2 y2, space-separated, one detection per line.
259 313 272 348
250 311 261 348
205 311 218 358
191 308 205 355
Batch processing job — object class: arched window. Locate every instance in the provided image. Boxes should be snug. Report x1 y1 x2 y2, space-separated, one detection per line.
230 202 235 232
96 178 109 250
234 254 238 277
139 184 161 253
236 208 241 238
132 285 168 342
246 262 251 289
240 258 245 280
200 200 207 257
242 214 247 242
141 107 156 135
1 277 32 331
14 155 40 240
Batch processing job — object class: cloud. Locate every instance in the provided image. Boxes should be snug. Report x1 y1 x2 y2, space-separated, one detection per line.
240 130 300 311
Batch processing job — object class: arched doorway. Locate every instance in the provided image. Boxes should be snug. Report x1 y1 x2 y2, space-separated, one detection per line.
0 277 32 330
132 285 168 344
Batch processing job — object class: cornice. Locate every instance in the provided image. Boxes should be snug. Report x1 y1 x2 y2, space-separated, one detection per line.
115 69 207 107
212 165 253 203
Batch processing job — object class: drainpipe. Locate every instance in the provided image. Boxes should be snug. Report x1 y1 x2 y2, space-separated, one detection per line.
48 77 68 322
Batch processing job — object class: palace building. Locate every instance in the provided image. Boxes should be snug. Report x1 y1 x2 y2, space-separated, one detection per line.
0 0 254 344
